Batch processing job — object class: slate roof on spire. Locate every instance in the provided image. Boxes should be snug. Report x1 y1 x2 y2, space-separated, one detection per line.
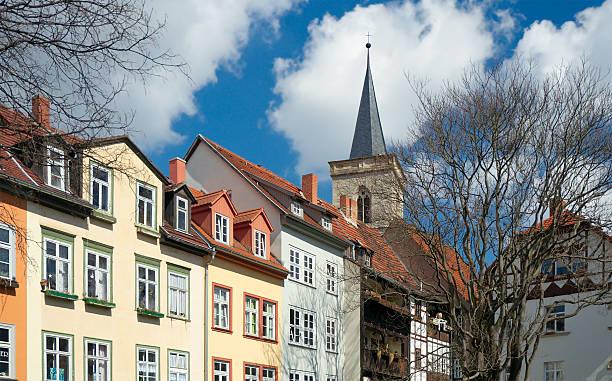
349 45 387 159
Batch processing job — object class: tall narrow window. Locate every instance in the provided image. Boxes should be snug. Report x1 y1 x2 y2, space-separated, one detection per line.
213 286 230 330
215 214 229 244
415 348 422 370
137 346 158 381
544 361 564 381
358 188 371 223
91 164 111 213
0 224 15 280
137 264 158 311
169 351 188 381
86 250 110 301
168 272 188 318
0 324 15 378
44 332 71 381
325 318 337 352
245 296 259 336
254 230 266 258
176 197 188 232
545 305 565 333
137 183 155 229
213 360 229 381
245 365 259 381
262 301 276 340
47 146 66 191
44 238 72 293
326 262 337 295
85 339 110 381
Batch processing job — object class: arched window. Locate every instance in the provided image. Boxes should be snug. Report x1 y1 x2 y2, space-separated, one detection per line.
358 187 371 223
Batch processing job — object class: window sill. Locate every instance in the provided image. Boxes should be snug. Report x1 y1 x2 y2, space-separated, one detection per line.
243 334 278 344
0 278 19 288
44 289 78 300
211 327 232 334
288 342 316 350
84 297 116 308
0 377 18 381
136 308 164 318
90 210 116 224
168 314 190 322
136 226 160 238
326 290 338 297
287 277 316 289
542 331 570 337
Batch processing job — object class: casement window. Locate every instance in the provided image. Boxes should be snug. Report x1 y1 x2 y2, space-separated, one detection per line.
321 217 332 231
169 350 188 381
85 339 110 381
262 367 275 381
176 197 188 232
289 370 315 381
91 164 111 213
245 365 276 381
542 259 568 277
245 296 259 336
86 249 110 301
213 359 230 381
43 230 73 294
289 307 315 348
47 146 66 191
215 214 229 244
415 348 422 370
137 263 158 311
364 253 371 267
326 262 337 295
43 332 72 381
326 376 337 381
213 286 231 330
288 247 314 286
262 301 275 340
168 270 188 318
245 365 259 381
137 346 159 381
545 305 565 333
137 182 156 229
325 318 337 353
0 323 15 378
0 224 15 280
544 361 564 381
254 230 266 258
290 202 303 217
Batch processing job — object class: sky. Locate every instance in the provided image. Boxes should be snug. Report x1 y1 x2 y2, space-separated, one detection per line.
120 0 612 202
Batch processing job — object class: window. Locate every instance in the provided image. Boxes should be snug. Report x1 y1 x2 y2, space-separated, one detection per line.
47 146 66 191
169 350 188 381
44 234 72 293
43 332 72 381
325 318 337 352
289 370 315 381
137 346 158 381
326 262 337 295
245 365 258 381
254 230 266 258
137 182 155 229
245 296 259 336
215 214 229 244
357 189 371 223
0 224 15 280
168 269 188 318
86 248 111 301
415 348 422 370
213 285 231 330
262 301 275 340
326 376 337 381
262 368 276 381
544 361 564 381
0 324 14 378
137 263 158 311
288 247 314 286
85 339 110 381
542 259 568 278
364 253 371 267
289 307 315 348
291 202 303 217
321 217 332 231
545 305 565 333
176 197 188 232
91 164 111 213
213 359 229 381
245 364 276 381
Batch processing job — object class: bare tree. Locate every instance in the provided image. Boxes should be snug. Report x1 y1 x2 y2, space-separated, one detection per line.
392 59 612 381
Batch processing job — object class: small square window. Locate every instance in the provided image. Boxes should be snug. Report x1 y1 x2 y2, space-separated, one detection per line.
321 217 332 231
291 202 303 217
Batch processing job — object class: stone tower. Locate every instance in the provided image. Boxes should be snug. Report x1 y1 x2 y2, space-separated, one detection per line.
329 43 406 231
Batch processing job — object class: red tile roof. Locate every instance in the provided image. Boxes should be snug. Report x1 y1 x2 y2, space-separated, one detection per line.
161 221 210 250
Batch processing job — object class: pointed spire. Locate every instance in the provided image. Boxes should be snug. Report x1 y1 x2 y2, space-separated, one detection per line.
349 42 387 159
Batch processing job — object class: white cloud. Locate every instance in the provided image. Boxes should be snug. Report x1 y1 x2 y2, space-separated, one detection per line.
267 0 498 177
118 0 304 150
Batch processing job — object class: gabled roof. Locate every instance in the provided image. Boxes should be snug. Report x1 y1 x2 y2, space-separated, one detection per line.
192 189 238 216
164 182 196 203
160 221 211 254
235 208 274 232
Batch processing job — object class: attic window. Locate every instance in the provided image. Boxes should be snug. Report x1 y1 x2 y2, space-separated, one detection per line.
47 146 66 191
291 202 303 217
254 230 266 258
215 213 229 244
176 196 188 232
364 253 371 267
321 217 332 231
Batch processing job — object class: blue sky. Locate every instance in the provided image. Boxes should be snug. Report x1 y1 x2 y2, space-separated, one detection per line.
128 0 610 202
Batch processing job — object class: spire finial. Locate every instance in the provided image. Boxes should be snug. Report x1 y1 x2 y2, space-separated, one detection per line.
366 32 372 49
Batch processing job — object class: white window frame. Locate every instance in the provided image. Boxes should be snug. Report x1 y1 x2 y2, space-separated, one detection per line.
289 370 315 381
46 145 66 191
43 332 72 381
86 249 110 301
262 301 276 340
544 361 564 381
168 272 188 318
262 367 276 381
290 202 303 217
0 224 16 280
213 286 230 330
85 339 110 381
326 262 337 295
365 253 371 267
321 217 332 231
326 376 337 381
176 197 188 233
137 346 158 381
289 306 316 349
44 238 72 293
288 247 315 287
325 317 337 353
245 364 259 381
0 323 15 379
545 305 565 333
254 230 266 258
244 296 259 337
213 359 229 381
137 264 158 311
137 182 156 229
169 350 188 381
214 213 229 244
90 163 111 213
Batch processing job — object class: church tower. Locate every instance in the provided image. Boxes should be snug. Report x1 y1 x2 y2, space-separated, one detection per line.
329 43 406 231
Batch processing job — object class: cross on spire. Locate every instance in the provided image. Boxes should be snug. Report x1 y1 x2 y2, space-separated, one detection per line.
366 32 372 48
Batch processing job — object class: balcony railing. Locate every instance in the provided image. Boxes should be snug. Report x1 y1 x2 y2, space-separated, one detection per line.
362 348 409 378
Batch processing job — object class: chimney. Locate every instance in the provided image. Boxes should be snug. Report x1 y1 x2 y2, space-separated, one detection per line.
302 173 317 204
349 198 358 221
340 195 349 215
32 95 50 126
169 157 186 184
339 195 358 222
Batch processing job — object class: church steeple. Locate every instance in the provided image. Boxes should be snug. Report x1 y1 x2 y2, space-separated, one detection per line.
349 43 387 159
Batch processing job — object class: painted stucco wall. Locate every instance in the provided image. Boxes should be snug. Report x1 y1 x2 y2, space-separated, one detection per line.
343 258 361 381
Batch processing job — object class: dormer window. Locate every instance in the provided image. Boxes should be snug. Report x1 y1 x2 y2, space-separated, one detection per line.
215 213 229 244
137 182 155 229
254 230 266 258
176 196 188 232
365 253 372 267
291 202 303 217
321 217 332 231
47 146 66 191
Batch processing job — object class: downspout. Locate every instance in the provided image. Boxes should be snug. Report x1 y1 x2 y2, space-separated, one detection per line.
204 247 216 381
